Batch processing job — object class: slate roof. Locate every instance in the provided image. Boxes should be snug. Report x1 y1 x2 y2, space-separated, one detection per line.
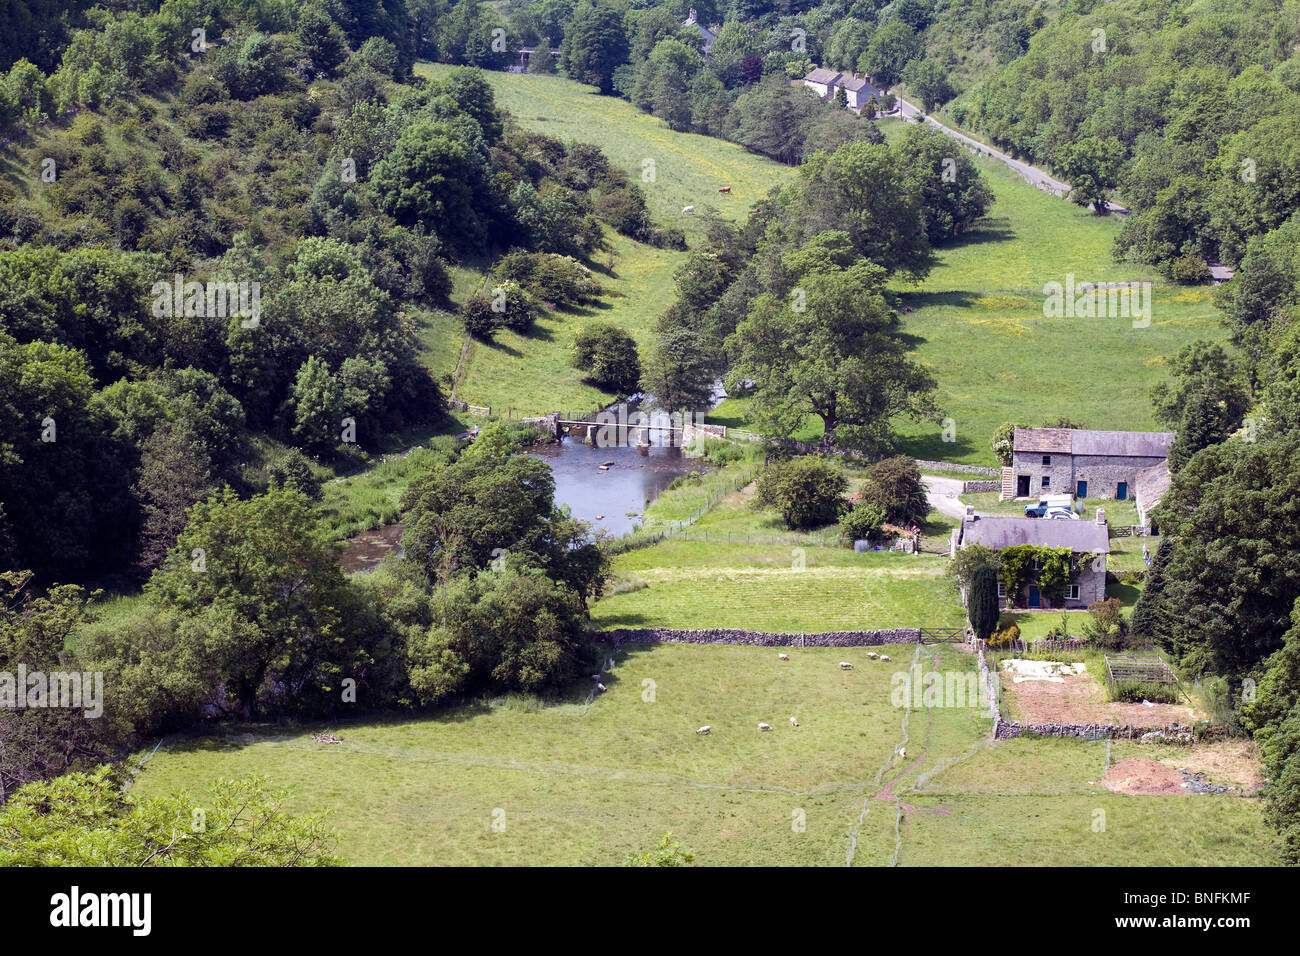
960 516 1110 553
1135 461 1171 515
841 76 870 92
804 68 842 85
1014 427 1174 459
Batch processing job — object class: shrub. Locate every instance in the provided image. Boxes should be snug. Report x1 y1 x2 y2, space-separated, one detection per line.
1170 254 1211 285
1081 596 1129 649
988 622 1021 647
968 564 1001 642
859 456 929 527
839 501 886 542
488 280 539 333
1111 681 1179 704
462 293 497 338
492 251 601 307
572 323 641 395
754 456 848 530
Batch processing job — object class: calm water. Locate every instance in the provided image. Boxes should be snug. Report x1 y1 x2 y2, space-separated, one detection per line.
339 434 707 571
528 435 706 538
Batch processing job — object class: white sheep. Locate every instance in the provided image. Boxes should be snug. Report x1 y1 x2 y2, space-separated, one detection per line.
696 725 711 735
682 205 695 214
758 722 772 731
880 655 892 662
777 652 789 661
898 747 906 759
867 652 879 660
789 716 799 727
838 661 854 670
596 682 607 693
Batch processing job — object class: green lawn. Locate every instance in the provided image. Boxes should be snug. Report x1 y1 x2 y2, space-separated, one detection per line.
130 641 1276 866
417 64 797 241
593 538 966 632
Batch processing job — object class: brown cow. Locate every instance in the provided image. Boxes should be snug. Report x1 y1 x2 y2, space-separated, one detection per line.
718 186 731 193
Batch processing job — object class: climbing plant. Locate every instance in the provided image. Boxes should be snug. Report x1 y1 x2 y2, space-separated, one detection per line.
997 545 1074 606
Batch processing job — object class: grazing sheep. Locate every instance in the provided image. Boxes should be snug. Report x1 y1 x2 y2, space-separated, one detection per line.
682 205 695 214
596 682 607 692
880 655 891 662
758 722 772 731
777 653 789 661
867 652 879 660
696 725 711 735
838 661 854 670
789 717 799 727
898 747 906 759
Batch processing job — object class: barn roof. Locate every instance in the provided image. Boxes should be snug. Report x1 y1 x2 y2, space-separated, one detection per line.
960 516 1110 553
805 68 842 85
1014 427 1174 459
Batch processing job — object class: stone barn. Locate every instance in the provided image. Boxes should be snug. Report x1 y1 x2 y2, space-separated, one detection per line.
1002 427 1174 502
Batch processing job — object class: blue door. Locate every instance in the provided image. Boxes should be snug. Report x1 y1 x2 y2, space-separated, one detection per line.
1076 480 1087 498
1116 481 1128 501
1028 585 1041 608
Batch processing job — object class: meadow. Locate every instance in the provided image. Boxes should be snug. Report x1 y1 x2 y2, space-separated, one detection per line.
130 641 1274 866
713 119 1227 465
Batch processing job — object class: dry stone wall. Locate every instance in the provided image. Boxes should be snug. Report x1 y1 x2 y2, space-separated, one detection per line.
595 627 922 647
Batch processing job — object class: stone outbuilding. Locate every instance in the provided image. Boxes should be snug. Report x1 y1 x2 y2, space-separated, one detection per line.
1002 427 1174 502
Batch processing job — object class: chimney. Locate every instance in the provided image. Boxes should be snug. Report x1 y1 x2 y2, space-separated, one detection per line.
1095 508 1106 526
965 505 976 520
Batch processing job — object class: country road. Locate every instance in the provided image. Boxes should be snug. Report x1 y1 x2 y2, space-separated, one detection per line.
922 475 968 521
890 94 1129 214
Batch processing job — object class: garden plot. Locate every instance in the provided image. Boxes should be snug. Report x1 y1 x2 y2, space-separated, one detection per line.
1000 661 1202 726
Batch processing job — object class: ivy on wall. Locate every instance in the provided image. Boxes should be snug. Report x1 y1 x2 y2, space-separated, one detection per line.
997 545 1074 606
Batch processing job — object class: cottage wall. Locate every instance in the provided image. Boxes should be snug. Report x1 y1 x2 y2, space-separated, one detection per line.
1071 454 1167 500
997 560 1105 610
1010 449 1073 496
1009 451 1168 500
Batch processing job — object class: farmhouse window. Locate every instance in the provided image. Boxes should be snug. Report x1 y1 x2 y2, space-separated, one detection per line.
1042 476 1050 488
997 582 1007 598
1067 585 1080 600
1042 455 1051 466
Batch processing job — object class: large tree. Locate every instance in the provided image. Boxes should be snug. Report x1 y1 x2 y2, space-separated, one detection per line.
560 0 628 95
726 234 940 452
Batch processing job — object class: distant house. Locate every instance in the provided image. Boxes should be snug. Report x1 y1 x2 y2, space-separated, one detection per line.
1003 427 1175 502
803 68 842 100
958 513 1110 610
801 69 883 112
683 8 716 56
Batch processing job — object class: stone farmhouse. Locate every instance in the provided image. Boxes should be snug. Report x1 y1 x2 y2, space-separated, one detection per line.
1002 427 1174 505
956 512 1110 610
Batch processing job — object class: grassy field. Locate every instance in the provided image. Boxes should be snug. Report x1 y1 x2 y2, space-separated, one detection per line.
416 64 797 241
714 120 1227 466
593 538 966 632
130 641 1275 865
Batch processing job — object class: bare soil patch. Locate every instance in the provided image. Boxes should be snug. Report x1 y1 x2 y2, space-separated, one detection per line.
1004 670 1200 726
1155 740 1265 793
1103 758 1189 796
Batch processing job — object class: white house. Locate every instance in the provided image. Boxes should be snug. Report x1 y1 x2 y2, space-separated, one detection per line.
803 68 842 100
683 8 716 56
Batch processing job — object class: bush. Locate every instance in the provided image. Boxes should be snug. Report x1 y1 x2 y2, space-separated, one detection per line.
754 456 848 530
1170 254 1211 285
572 323 641 394
462 293 497 339
859 456 929 527
492 251 601 308
988 622 1021 647
488 280 539 333
839 501 886 542
268 448 322 499
1081 596 1129 649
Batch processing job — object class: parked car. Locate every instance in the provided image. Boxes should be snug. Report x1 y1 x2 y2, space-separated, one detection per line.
1046 507 1079 520
1025 494 1075 517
